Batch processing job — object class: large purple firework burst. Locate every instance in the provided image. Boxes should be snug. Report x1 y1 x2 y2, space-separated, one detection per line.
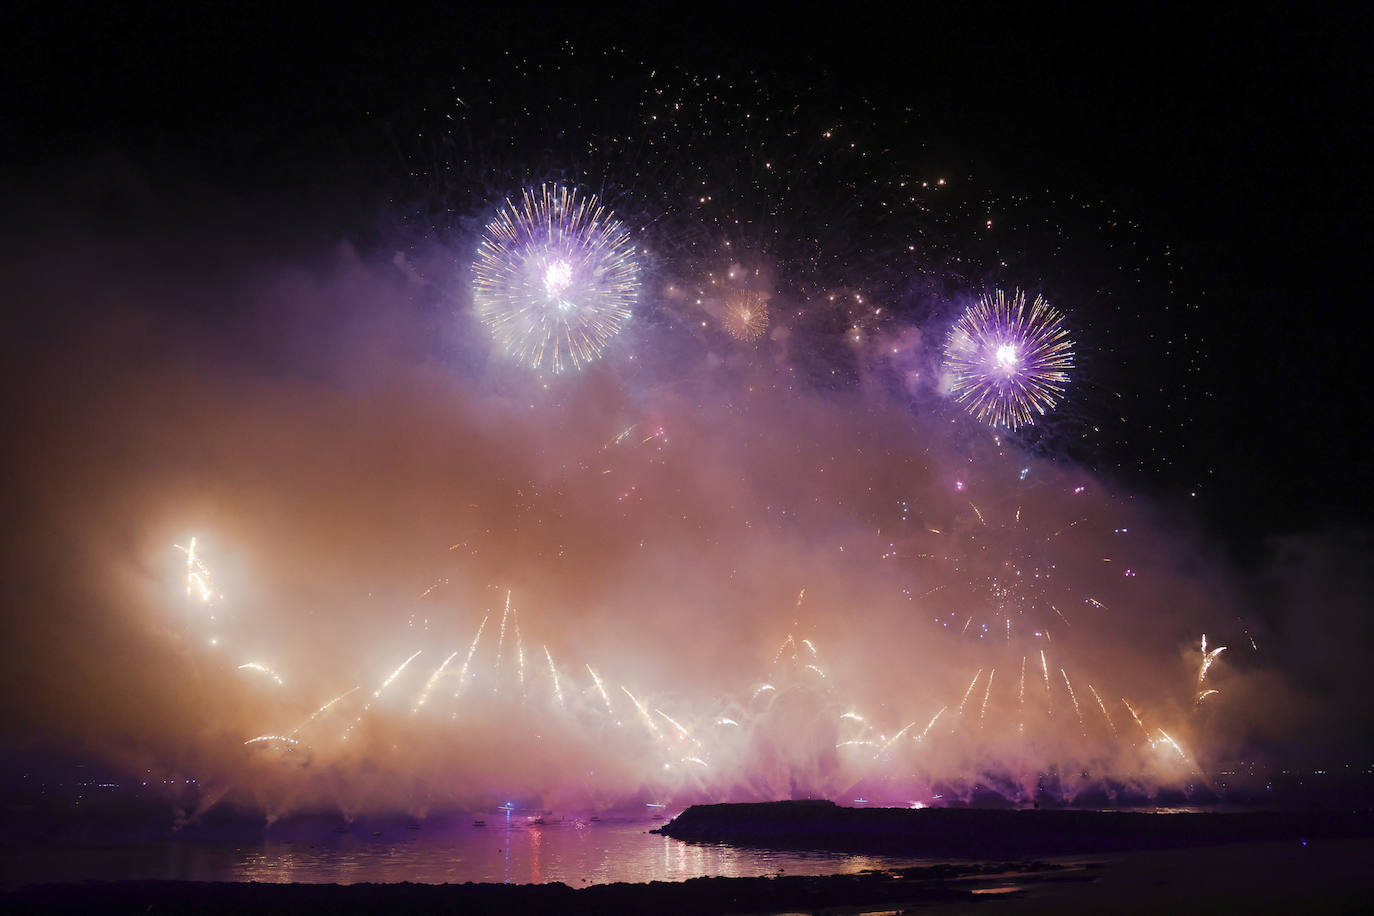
943 290 1075 430
472 184 641 374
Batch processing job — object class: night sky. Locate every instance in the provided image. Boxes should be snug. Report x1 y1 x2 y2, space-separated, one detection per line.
2 4 1371 802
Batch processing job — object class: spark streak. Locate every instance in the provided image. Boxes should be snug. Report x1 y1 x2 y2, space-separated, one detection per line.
544 645 564 707
1087 683 1117 736
1060 668 1085 736
237 663 283 686
587 665 614 715
413 650 460 712
957 669 983 719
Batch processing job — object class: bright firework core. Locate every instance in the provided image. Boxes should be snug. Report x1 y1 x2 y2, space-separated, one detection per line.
995 343 1020 373
543 258 574 302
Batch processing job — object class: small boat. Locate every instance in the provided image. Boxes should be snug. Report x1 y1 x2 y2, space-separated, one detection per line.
530 817 545 825
407 824 422 831
472 819 487 827
589 816 601 823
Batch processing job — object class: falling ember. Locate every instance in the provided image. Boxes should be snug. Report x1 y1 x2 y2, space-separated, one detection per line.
1088 683 1118 736
244 735 299 747
805 664 826 678
1060 668 1086 736
773 634 797 664
752 683 776 700
412 650 460 712
1040 650 1053 716
587 665 614 715
979 669 996 728
801 638 818 657
957 669 983 719
544 645 564 707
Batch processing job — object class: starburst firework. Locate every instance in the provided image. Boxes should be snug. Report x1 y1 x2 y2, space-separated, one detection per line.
722 290 770 341
943 289 1074 429
473 184 640 373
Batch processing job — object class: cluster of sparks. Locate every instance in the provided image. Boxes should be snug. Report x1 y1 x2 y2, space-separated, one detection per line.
178 536 1225 809
472 183 640 374
721 290 771 342
943 289 1075 429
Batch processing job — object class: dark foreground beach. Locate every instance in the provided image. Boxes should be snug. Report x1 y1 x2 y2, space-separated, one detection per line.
7 804 1373 913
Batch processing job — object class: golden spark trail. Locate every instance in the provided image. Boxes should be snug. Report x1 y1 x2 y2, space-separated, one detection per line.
544 646 564 707
515 620 526 691
752 683 775 700
1195 634 1227 707
805 664 826 678
344 650 422 741
1088 684 1117 736
1017 656 1027 734
980 669 996 728
290 686 358 736
495 591 511 676
1060 668 1085 736
376 650 423 698
961 616 973 636
244 735 298 746
876 722 916 757
413 650 460 712
957 669 983 719
919 705 948 739
801 638 818 657
841 712 865 723
237 663 283 686
1121 698 1150 743
773 634 796 664
174 538 217 602
1156 728 1189 763
454 615 489 701
587 665 614 715
655 709 697 745
620 686 659 737
1040 650 1053 716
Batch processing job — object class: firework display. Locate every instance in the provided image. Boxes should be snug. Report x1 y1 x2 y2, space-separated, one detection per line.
944 290 1075 429
472 184 640 374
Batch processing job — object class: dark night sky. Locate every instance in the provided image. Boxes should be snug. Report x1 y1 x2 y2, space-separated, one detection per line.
5 3 1370 556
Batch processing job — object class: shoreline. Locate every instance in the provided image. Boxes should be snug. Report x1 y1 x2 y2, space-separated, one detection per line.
7 840 1374 914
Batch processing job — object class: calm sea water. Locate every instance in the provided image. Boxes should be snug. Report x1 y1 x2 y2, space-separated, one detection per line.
4 814 929 888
